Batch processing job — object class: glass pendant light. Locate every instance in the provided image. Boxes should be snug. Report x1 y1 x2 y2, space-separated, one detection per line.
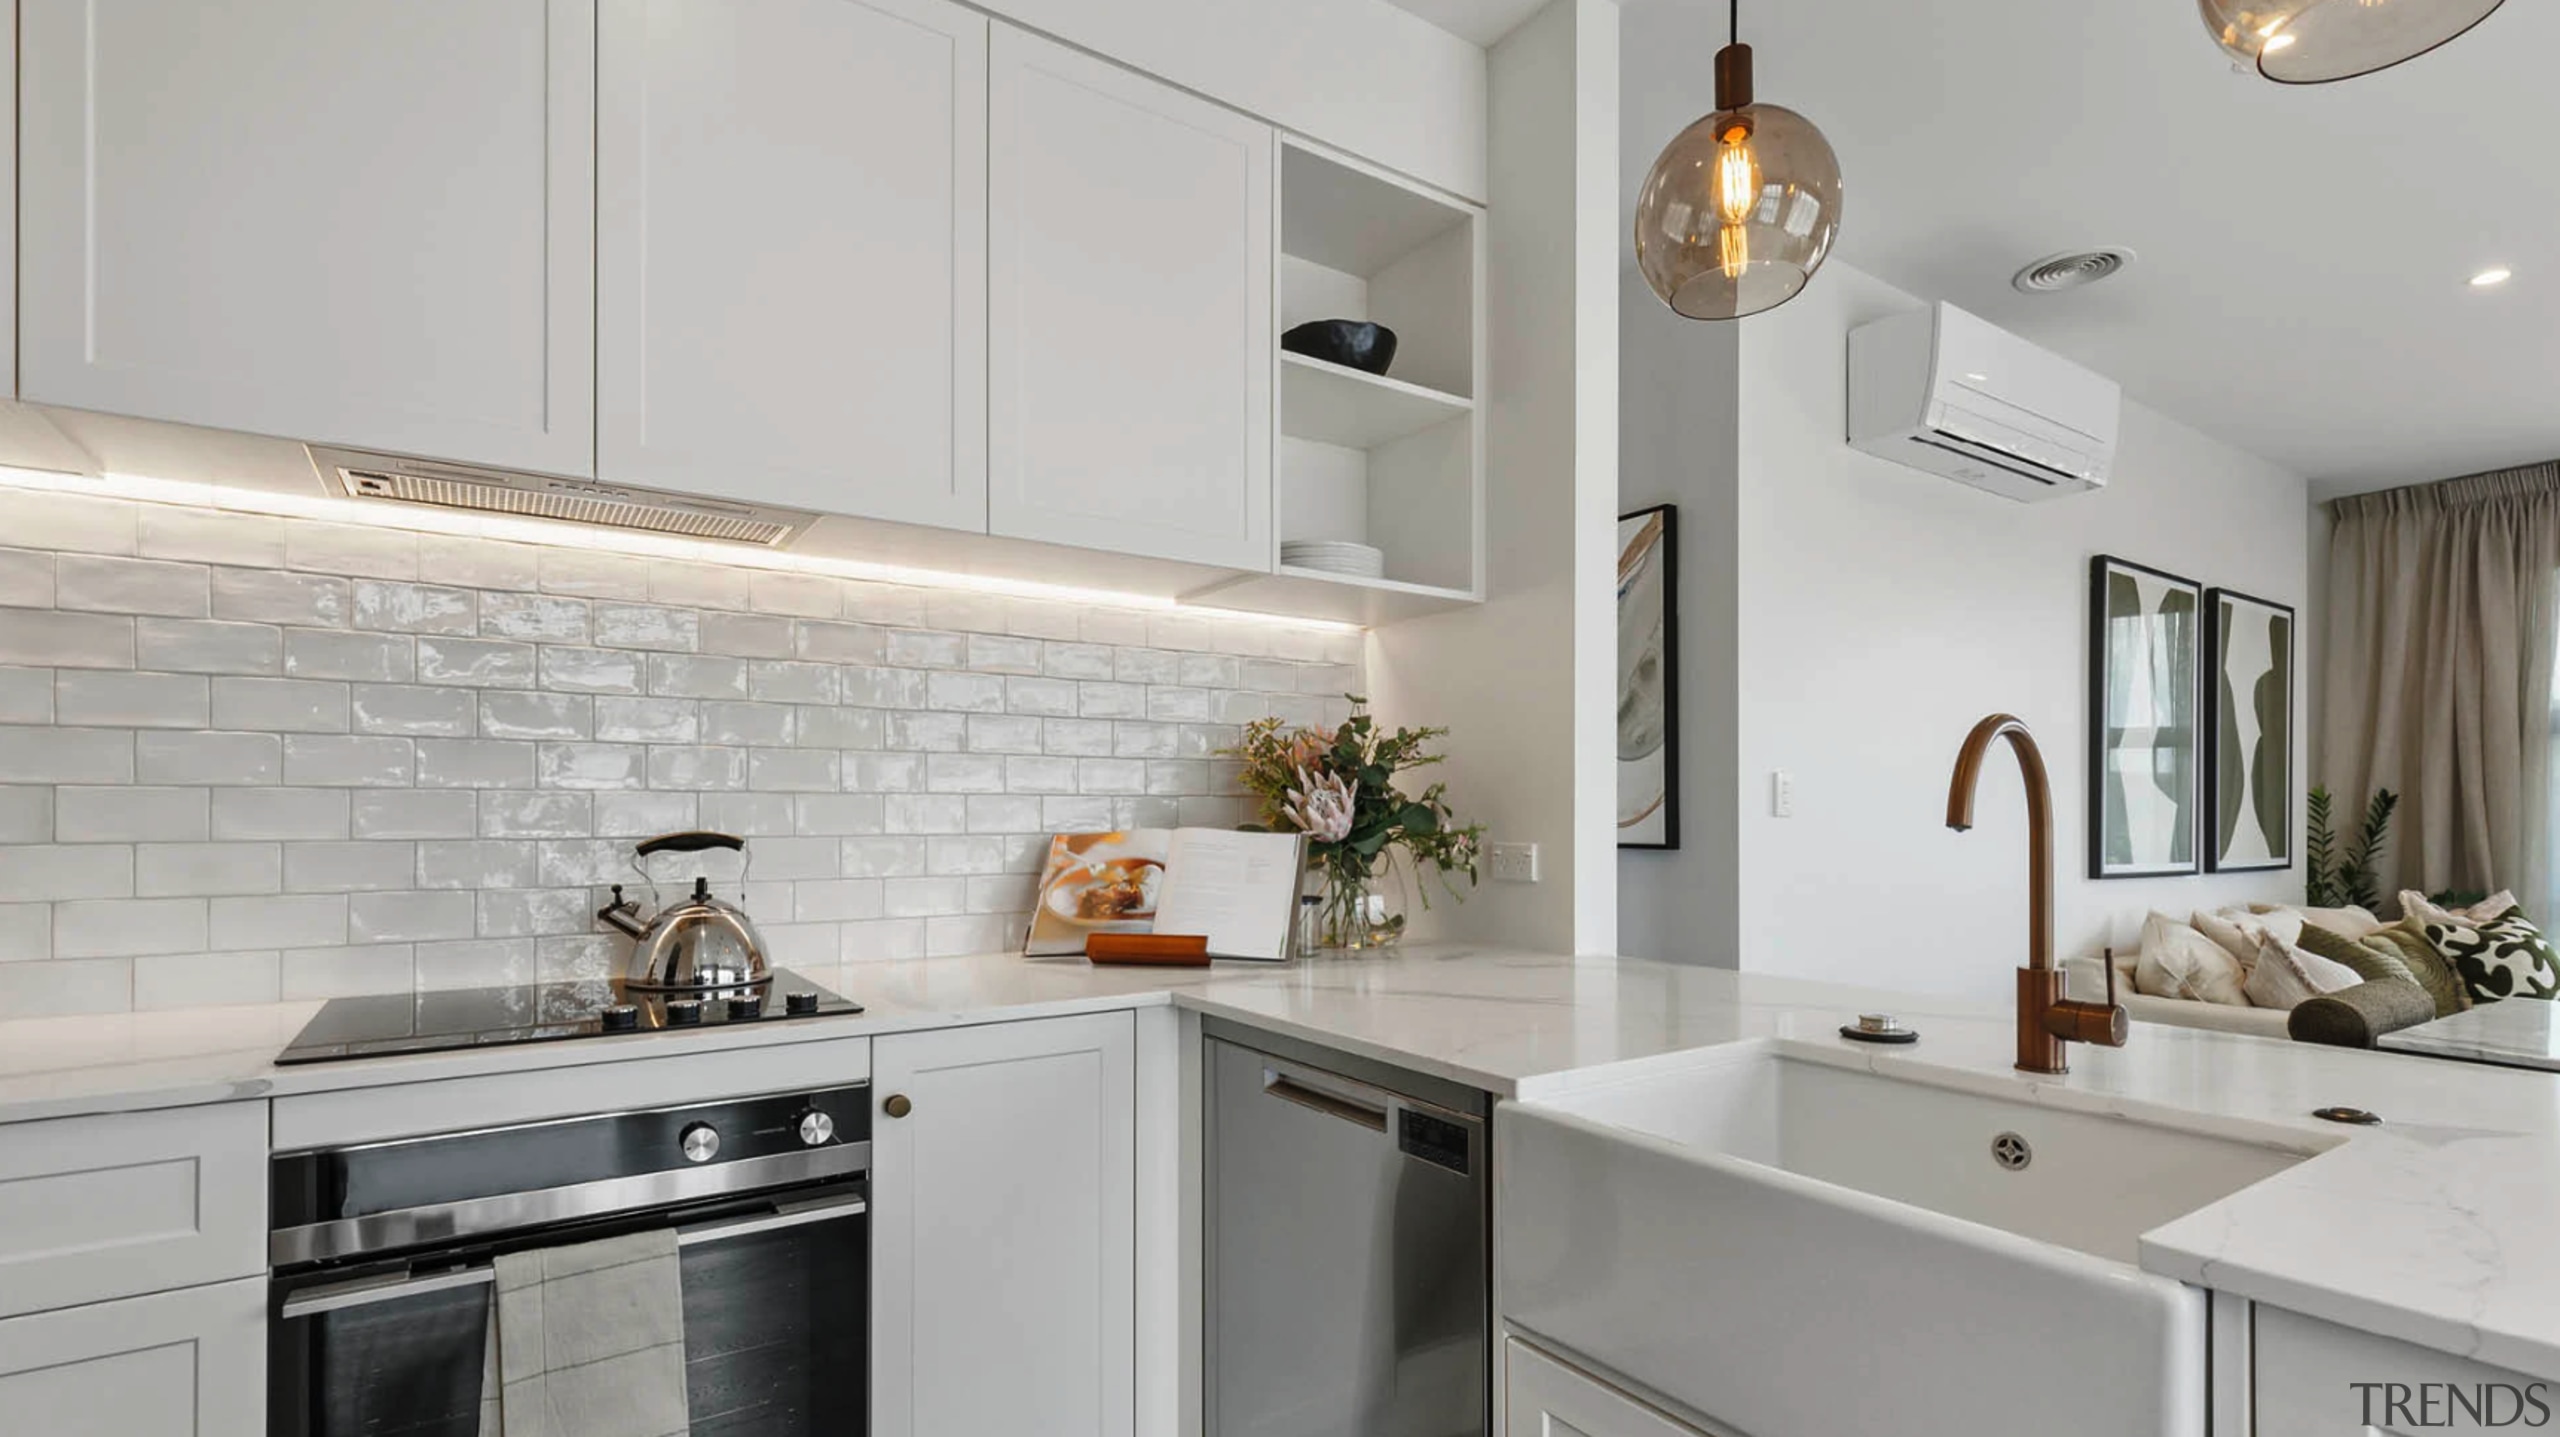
1633 0 1842 321
2198 0 2506 83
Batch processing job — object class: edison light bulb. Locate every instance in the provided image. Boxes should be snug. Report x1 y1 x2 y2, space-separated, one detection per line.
1712 122 1760 225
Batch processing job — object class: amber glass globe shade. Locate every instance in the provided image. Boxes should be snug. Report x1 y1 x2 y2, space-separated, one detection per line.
2198 0 2506 82
1634 102 1842 321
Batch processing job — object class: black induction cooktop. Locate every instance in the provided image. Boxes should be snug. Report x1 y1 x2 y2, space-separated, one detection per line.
275 968 864 1064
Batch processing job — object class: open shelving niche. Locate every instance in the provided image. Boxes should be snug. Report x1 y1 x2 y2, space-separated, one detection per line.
1188 137 1484 627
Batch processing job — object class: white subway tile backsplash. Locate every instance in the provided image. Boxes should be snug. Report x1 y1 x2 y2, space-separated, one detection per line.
214 787 352 841
350 890 478 944
285 629 414 683
479 692 591 740
0 608 136 668
213 676 350 732
214 568 351 627
420 637 539 688
415 738 536 789
55 671 208 728
0 551 51 608
352 580 478 635
284 841 417 892
136 617 284 675
287 522 417 580
57 786 210 844
0 788 52 844
283 735 415 787
136 842 282 897
351 790 478 840
55 555 210 617
0 668 52 725
0 493 1353 1013
351 684 477 737
139 731 279 785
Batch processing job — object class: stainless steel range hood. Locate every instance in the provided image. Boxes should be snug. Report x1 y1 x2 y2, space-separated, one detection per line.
307 445 816 546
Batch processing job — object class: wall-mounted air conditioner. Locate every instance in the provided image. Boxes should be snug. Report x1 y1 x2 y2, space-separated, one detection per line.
1847 302 2120 503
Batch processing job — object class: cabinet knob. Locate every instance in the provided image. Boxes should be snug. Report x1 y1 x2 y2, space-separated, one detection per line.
883 1093 913 1119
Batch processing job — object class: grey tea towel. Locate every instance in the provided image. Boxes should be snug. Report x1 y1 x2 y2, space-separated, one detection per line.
487 1228 690 1437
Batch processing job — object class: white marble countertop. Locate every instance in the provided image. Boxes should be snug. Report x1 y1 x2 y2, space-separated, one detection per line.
6 944 2560 1380
2378 999 2560 1072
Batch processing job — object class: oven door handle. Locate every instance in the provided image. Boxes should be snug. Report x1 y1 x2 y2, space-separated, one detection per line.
674 1190 867 1247
278 1263 495 1320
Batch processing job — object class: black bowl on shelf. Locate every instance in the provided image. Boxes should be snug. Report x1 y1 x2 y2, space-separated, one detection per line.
1282 319 1398 377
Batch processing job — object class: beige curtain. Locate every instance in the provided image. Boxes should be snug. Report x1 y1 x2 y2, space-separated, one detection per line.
2321 461 2560 912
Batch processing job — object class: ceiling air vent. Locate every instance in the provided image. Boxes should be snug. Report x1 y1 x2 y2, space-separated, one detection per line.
2012 248 2137 294
309 447 813 547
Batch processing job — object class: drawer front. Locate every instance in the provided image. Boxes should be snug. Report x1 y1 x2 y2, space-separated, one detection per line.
0 1103 266 1319
0 1276 266 1436
2255 1305 2552 1435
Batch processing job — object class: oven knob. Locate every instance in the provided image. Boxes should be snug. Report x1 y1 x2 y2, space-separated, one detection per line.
797 1109 836 1146
785 990 821 1016
599 1004 639 1033
680 1122 721 1163
726 994 764 1021
665 998 703 1027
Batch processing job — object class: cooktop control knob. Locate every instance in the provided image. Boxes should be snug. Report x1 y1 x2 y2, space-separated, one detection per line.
785 990 821 1016
680 1122 720 1163
726 994 764 1021
665 998 703 1027
598 1004 640 1033
797 1109 836 1146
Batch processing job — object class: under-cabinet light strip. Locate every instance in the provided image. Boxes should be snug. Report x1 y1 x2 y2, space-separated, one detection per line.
0 465 1363 633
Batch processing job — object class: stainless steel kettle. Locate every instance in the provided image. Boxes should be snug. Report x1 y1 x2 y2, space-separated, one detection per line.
595 831 770 990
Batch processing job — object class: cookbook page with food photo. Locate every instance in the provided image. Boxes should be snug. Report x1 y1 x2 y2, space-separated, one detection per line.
1025 828 1306 960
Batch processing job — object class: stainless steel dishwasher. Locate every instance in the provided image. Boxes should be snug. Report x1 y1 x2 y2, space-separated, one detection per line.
1205 1018 1489 1437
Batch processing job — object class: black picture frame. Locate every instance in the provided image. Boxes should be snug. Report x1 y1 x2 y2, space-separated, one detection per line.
2202 587 2296 873
2088 555 2203 880
1617 504 1679 850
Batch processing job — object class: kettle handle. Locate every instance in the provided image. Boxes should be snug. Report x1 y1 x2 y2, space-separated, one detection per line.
635 830 747 857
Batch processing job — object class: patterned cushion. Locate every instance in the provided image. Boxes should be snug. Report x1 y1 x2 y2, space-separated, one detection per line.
2303 921 2470 1018
2424 911 2560 1003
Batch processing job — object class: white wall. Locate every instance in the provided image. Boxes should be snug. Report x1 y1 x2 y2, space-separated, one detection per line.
1619 261 2310 1000
1371 0 1620 955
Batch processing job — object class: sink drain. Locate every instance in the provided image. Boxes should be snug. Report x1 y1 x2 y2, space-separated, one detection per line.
1990 1132 2032 1171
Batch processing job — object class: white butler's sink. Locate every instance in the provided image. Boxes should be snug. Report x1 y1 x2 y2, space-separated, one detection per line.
1498 1042 2328 1437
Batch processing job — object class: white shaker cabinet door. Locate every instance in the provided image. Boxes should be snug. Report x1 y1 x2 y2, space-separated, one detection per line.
871 1011 1137 1437
18 0 595 476
0 1278 267 1437
986 25 1274 572
597 0 988 531
1506 1338 1721 1437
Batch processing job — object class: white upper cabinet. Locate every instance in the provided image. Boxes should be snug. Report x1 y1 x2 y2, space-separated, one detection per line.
18 0 596 477
986 25 1273 572
597 0 988 531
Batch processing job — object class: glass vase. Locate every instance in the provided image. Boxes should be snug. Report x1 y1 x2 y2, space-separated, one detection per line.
1309 858 1406 952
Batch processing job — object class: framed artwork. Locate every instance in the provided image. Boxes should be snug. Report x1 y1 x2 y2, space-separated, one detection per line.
1617 504 1678 849
2204 588 2295 872
2089 555 2201 879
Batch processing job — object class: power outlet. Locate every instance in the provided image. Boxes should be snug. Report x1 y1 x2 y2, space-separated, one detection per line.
1488 842 1540 883
1772 770 1795 818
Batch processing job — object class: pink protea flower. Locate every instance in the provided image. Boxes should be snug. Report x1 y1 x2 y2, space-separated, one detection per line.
1282 766 1355 843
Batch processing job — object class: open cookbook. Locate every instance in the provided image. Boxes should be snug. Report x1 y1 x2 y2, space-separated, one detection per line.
1024 828 1309 961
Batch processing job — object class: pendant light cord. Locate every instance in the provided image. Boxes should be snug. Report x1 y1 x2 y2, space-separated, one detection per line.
1729 0 1739 46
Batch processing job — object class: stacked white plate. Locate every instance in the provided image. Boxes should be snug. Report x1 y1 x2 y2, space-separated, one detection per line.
1281 539 1386 578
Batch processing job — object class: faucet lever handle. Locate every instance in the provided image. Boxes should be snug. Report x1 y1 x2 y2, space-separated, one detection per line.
2103 943 2119 1009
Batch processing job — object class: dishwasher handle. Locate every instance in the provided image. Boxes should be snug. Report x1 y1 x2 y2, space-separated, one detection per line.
1261 1062 1391 1133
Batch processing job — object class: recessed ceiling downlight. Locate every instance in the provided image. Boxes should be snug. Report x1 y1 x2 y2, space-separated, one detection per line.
2012 248 2137 294
2471 266 2514 288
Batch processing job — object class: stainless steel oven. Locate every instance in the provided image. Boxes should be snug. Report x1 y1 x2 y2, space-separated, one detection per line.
269 1084 869 1437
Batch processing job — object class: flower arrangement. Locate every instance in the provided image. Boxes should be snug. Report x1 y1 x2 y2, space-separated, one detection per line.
1226 698 1483 949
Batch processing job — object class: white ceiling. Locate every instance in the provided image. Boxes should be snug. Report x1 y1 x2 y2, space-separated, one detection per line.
1392 0 2560 496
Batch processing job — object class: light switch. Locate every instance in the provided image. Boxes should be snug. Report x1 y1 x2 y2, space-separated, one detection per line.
1772 770 1795 818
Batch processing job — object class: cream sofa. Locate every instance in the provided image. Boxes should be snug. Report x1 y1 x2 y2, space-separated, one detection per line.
2062 950 2291 1039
